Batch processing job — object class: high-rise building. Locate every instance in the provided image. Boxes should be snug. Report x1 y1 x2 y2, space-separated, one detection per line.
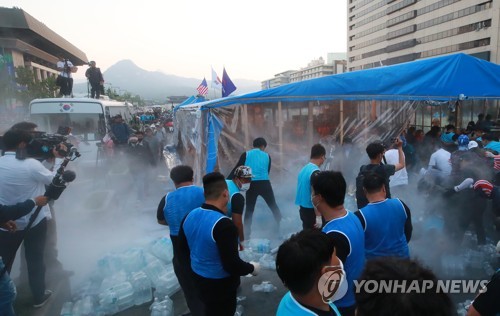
347 0 498 71
261 55 347 89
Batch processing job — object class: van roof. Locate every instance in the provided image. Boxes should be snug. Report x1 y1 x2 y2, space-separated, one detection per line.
30 97 133 107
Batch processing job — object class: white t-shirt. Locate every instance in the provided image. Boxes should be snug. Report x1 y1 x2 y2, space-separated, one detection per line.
0 153 61 230
384 149 408 187
57 60 74 78
428 148 452 175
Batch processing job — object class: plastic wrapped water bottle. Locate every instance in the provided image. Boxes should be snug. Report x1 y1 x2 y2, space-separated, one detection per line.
150 237 174 263
99 281 135 313
252 281 277 293
234 304 244 316
155 268 179 297
130 271 152 305
259 254 276 270
159 296 174 316
121 248 146 273
150 297 172 316
145 256 169 283
60 301 73 316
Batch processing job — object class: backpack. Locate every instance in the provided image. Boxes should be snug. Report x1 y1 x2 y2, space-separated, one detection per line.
355 164 390 209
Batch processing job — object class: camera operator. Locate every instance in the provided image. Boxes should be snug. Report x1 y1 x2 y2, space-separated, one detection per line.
0 196 48 316
0 129 67 308
56 56 77 97
85 61 104 99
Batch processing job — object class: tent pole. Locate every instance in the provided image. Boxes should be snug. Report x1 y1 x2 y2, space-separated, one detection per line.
278 101 284 175
243 104 249 150
308 101 314 146
340 100 344 145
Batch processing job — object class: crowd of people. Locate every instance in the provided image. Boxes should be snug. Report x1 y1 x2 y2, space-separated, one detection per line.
154 118 500 316
1 112 500 315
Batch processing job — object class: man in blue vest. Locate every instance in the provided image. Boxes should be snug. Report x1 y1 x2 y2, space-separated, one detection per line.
276 229 344 316
295 144 326 230
354 173 412 260
312 171 365 316
178 172 259 316
226 166 253 249
156 165 205 315
229 137 281 238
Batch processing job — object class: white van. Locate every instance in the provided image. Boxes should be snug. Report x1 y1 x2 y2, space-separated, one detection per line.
29 98 134 168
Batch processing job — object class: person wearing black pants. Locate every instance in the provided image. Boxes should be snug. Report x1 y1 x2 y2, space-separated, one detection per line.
244 180 282 237
178 173 259 316
85 61 104 99
228 138 282 238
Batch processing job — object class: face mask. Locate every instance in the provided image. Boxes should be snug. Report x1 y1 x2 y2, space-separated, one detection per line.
240 182 250 192
318 260 348 303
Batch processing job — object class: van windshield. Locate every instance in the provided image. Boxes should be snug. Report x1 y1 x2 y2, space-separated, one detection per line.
30 112 106 141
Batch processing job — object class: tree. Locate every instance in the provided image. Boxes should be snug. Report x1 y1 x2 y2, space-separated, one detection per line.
14 66 59 104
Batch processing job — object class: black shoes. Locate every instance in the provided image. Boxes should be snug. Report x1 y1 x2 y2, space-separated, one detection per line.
33 290 52 308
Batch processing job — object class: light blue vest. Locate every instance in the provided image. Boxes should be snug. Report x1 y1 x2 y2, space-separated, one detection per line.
322 211 365 308
485 141 500 153
359 199 409 259
276 292 340 316
182 207 230 279
163 185 204 236
225 179 241 217
295 162 320 208
245 148 270 181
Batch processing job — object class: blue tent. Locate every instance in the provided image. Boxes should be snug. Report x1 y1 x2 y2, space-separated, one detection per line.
173 95 206 112
184 53 500 110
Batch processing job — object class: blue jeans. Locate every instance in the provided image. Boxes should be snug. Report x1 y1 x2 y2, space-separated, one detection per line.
0 258 16 316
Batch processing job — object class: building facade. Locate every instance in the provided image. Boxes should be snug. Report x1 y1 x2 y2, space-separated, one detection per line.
0 7 87 82
261 70 295 90
347 0 499 71
261 55 347 90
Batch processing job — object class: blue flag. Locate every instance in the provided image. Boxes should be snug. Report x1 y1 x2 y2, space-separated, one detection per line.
221 68 237 97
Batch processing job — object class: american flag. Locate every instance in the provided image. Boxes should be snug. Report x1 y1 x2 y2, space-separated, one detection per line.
197 78 208 96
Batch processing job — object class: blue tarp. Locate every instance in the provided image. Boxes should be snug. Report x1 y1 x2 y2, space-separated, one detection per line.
179 54 500 110
173 95 206 112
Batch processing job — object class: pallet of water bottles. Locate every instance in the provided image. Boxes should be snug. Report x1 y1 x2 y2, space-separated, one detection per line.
60 236 178 315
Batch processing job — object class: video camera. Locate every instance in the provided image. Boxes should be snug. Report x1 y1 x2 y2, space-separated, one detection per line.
26 131 79 160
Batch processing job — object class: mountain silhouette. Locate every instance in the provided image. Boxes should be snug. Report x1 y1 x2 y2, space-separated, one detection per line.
73 60 261 101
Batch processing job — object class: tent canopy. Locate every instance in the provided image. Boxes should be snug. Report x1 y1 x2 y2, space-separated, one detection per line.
173 95 206 111
180 53 500 111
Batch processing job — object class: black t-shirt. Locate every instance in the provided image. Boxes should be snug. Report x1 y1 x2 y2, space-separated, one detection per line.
156 195 166 222
472 270 500 315
230 192 245 215
325 231 350 263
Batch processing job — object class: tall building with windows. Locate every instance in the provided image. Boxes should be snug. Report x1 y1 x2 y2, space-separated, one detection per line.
347 0 498 71
261 55 347 89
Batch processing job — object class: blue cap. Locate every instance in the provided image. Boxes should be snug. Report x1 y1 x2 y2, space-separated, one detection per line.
457 134 469 150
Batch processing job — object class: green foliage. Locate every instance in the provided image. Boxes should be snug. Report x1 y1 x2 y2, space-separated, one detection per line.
105 87 144 106
13 66 59 104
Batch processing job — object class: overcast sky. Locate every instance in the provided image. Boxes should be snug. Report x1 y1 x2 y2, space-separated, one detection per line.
3 0 347 82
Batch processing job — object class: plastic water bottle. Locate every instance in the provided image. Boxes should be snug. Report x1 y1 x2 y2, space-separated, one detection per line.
150 297 163 316
150 237 174 263
121 248 146 273
234 304 244 316
252 281 277 293
160 296 174 316
60 301 73 316
114 282 135 312
259 254 276 270
131 271 152 305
